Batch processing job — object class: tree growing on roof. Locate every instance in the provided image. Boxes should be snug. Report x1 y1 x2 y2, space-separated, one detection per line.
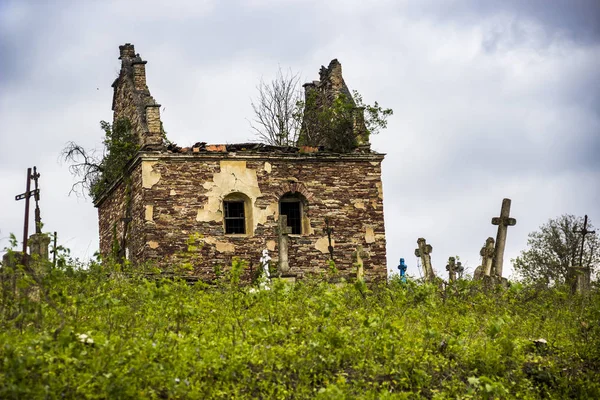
297 59 393 152
249 68 303 147
249 60 393 151
298 89 393 152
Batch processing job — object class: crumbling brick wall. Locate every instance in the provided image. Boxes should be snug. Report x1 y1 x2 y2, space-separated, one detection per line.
96 44 388 281
97 151 387 281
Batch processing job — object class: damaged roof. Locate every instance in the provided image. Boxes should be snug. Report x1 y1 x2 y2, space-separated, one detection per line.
165 142 375 155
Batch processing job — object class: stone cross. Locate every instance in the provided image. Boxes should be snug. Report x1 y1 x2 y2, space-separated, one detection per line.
491 198 517 278
446 257 458 282
414 238 435 282
277 215 292 274
481 237 495 276
353 245 368 282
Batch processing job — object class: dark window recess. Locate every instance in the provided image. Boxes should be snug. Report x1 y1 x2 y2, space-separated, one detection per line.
224 201 245 234
281 201 302 234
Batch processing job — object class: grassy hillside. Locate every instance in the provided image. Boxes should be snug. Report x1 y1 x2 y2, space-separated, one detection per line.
0 259 599 399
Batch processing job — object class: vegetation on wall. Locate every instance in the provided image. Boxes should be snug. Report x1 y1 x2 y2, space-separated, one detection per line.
249 70 393 151
62 119 139 200
298 89 393 152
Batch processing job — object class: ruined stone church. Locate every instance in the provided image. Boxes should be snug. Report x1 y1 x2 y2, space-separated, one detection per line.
95 44 387 281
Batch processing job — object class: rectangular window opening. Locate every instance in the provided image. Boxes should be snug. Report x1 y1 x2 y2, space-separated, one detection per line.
224 201 245 234
281 201 302 234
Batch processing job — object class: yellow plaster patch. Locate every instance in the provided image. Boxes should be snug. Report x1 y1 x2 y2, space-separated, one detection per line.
170 189 176 196
264 162 272 173
266 240 276 251
145 205 154 221
216 242 235 253
142 161 161 189
303 217 315 235
196 160 263 234
203 237 235 253
365 227 375 243
315 236 335 254
354 202 366 210
148 241 159 249
370 161 379 166
376 182 383 200
256 202 278 226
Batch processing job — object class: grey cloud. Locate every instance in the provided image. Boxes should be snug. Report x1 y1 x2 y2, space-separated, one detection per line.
404 0 600 45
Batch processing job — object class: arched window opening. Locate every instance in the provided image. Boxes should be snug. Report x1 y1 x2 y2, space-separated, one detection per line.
279 193 306 235
223 193 252 235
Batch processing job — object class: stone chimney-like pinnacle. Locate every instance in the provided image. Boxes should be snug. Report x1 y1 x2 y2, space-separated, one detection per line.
119 43 136 60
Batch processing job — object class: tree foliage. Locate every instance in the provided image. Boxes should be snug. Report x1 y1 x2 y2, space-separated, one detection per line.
62 119 138 200
249 68 303 146
0 252 599 398
513 214 600 285
298 90 393 152
250 70 393 151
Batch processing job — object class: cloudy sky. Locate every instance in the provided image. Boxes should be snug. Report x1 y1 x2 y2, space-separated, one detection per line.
1 0 599 278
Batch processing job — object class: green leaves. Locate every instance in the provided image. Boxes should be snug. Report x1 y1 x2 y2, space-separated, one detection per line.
0 269 599 398
91 119 139 200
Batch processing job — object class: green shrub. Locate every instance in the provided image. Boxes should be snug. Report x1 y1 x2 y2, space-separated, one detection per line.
0 259 598 399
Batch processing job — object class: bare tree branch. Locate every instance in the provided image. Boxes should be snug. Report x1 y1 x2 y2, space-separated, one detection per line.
60 141 102 197
249 68 302 146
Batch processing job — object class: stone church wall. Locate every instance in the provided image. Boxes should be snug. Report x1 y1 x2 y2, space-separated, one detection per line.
98 152 387 281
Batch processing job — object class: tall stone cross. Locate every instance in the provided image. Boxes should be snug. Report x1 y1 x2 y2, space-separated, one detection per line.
491 198 517 278
414 238 435 282
481 237 495 276
278 215 292 274
14 167 39 265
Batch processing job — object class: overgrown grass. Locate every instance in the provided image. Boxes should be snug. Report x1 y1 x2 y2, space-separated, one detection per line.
0 258 599 399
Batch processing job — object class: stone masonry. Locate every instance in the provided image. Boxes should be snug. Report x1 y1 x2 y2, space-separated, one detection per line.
95 44 387 282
